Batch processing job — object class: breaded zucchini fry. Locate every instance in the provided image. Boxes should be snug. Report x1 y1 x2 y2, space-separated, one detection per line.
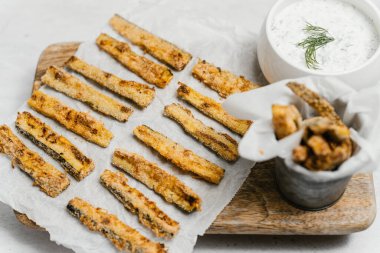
164 103 238 162
96 33 173 88
272 104 302 140
177 82 252 136
112 149 201 212
16 112 94 181
65 56 155 108
303 117 350 142
292 145 309 163
287 82 345 126
41 66 133 122
304 139 352 171
286 83 353 171
133 125 225 184
293 116 352 171
100 169 180 239
0 125 70 197
307 135 332 156
28 91 113 147
67 197 166 253
192 59 260 98
109 14 192 71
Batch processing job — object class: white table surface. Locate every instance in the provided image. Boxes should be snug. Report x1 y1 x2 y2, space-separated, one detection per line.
0 0 379 252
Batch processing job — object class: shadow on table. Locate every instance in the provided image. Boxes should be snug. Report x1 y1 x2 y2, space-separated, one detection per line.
195 234 349 252
0 203 73 253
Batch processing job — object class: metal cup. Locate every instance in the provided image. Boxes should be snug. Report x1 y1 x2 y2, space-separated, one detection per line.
274 158 352 211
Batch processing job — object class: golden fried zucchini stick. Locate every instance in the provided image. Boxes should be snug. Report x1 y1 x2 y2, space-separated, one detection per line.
272 104 302 140
96 33 173 88
0 125 70 197
100 169 180 239
192 59 260 98
304 139 353 171
109 14 192 71
41 66 133 122
112 149 201 212
303 117 350 142
177 82 252 136
307 135 332 156
28 91 113 148
133 125 225 184
164 103 238 162
286 83 353 171
292 145 309 163
300 117 352 171
67 197 166 253
287 82 345 126
65 56 155 108
16 112 94 181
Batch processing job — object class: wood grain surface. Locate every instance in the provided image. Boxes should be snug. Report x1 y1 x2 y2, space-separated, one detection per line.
15 42 376 234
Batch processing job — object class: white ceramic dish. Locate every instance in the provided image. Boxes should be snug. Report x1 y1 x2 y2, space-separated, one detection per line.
257 0 380 90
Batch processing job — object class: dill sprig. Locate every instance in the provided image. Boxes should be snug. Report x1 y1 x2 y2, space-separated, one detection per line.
297 22 334 69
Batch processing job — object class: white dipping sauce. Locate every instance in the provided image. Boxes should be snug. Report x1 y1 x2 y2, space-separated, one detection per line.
270 0 379 73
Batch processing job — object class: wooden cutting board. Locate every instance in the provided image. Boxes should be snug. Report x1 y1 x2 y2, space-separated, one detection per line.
15 42 376 235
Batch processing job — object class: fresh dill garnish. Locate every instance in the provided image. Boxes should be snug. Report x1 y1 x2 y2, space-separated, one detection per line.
297 22 334 69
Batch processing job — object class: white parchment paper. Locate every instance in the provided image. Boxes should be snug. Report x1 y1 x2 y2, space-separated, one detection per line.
224 76 380 182
0 4 259 253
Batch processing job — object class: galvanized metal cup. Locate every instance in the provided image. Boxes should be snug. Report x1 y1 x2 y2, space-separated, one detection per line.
274 158 352 211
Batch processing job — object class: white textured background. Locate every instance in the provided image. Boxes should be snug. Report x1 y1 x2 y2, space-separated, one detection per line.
0 0 379 252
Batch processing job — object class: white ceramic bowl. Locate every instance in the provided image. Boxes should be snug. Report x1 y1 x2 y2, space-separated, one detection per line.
257 0 380 90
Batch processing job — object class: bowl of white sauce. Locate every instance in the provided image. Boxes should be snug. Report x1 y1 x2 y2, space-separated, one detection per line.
257 0 380 90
